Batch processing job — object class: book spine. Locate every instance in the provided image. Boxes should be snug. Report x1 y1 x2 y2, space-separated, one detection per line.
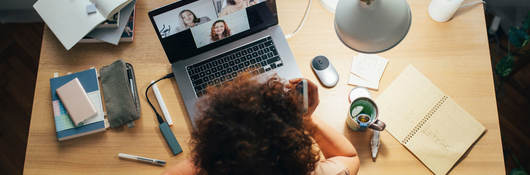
402 96 448 144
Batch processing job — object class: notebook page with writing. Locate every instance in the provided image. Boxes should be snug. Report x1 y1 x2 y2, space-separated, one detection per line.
376 65 486 175
377 65 445 143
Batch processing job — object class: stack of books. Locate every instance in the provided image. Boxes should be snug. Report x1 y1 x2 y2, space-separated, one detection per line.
50 68 107 141
33 0 136 50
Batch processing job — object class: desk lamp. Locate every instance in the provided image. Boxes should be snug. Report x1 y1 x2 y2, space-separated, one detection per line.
333 0 411 53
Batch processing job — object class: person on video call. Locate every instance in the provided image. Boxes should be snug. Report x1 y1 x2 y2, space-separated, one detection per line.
180 9 210 28
219 0 255 17
210 20 231 42
162 74 360 175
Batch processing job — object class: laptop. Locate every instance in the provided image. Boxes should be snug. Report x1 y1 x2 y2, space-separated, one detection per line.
148 0 302 128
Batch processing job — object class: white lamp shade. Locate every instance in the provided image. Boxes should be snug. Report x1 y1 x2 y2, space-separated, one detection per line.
334 0 411 53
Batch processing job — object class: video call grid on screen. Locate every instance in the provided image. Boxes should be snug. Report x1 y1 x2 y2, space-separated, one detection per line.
153 0 264 47
149 0 277 63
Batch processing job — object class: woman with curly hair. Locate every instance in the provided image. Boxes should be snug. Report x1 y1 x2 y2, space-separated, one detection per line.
210 20 231 42
162 75 360 175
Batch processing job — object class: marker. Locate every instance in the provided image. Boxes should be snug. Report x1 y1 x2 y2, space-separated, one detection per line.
127 68 136 100
370 130 380 162
151 81 173 126
118 153 166 166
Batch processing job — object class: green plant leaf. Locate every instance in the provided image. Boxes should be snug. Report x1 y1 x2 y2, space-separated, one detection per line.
509 168 528 175
508 27 529 48
495 55 514 77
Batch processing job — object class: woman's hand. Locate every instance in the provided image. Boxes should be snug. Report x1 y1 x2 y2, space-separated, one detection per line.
287 78 320 120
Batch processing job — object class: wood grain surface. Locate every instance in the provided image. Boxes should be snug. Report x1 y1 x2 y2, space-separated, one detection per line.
24 0 505 174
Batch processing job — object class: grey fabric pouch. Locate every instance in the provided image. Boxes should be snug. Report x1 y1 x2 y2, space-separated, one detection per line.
100 60 140 128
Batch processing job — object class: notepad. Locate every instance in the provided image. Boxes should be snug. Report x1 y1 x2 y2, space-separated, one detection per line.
348 54 388 90
376 65 486 175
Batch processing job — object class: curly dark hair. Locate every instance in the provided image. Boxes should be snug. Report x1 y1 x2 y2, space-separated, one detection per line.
191 74 320 175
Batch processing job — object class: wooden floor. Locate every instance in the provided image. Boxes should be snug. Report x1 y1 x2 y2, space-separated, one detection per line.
489 32 530 173
0 23 43 175
0 21 528 174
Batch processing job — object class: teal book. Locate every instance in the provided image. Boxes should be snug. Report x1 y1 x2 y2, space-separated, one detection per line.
50 68 107 141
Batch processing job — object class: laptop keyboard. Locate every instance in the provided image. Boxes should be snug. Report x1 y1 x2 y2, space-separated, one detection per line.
187 36 284 97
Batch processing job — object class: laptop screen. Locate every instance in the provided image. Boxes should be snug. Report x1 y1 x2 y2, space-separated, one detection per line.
149 0 278 63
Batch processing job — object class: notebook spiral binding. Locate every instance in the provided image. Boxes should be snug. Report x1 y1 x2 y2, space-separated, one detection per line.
401 96 448 144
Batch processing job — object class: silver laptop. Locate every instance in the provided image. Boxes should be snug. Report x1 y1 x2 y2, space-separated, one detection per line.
149 0 301 128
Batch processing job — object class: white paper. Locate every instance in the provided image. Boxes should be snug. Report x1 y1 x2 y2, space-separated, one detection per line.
349 74 379 89
34 0 106 50
348 54 388 90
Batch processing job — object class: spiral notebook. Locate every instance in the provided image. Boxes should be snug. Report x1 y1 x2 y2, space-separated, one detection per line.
376 65 485 175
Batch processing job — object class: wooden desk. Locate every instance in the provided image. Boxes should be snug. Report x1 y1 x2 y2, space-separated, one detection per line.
24 0 505 174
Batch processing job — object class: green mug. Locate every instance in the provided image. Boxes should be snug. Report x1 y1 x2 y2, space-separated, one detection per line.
346 87 386 132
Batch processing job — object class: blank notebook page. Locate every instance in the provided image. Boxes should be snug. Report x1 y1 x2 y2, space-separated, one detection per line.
376 65 485 175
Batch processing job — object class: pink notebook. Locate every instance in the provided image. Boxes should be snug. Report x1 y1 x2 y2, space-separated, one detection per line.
56 78 97 126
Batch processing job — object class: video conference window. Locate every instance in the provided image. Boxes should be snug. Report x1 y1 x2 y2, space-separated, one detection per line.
153 0 265 48
153 0 217 38
218 0 265 17
191 10 250 48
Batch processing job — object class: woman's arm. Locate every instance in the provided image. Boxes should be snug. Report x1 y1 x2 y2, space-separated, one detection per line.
288 79 360 174
310 117 358 158
311 117 360 174
161 158 196 175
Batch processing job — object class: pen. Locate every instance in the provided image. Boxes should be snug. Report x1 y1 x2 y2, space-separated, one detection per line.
118 153 166 166
370 130 380 162
151 81 173 126
127 68 136 99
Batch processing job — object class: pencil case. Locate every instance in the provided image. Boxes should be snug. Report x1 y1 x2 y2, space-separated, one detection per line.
100 60 141 128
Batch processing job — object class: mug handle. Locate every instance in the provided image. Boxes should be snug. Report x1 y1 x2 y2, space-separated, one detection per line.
369 120 386 131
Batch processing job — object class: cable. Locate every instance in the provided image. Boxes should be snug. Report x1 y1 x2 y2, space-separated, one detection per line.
284 0 480 39
285 0 312 39
145 73 174 124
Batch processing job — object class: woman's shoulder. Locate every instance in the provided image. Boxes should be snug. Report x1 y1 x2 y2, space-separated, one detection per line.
199 16 210 21
197 17 211 25
220 6 241 16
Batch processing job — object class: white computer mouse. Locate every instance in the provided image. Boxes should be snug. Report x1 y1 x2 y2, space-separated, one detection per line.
311 55 338 88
